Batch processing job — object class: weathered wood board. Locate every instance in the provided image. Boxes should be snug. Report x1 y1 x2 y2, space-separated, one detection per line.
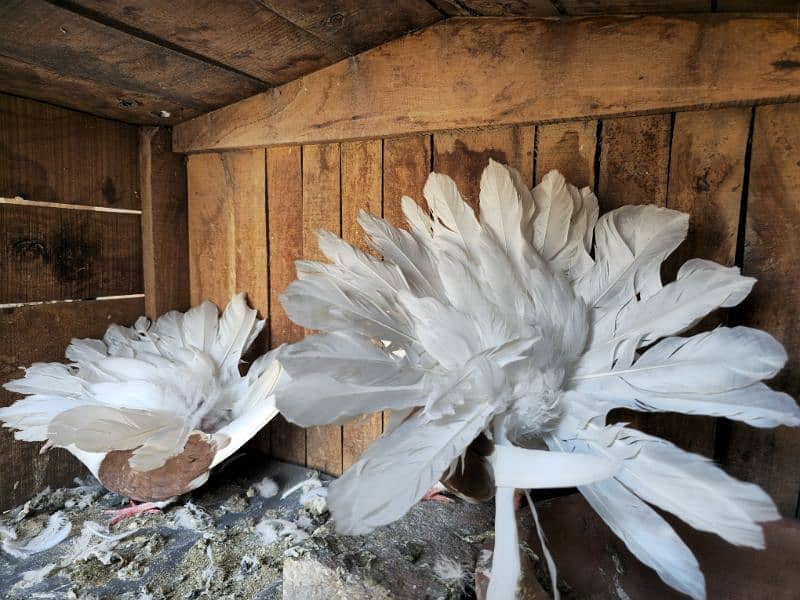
723 103 800 517
139 127 189 318
0 94 138 209
174 16 800 153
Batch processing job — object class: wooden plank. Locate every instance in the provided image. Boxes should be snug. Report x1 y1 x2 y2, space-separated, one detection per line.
459 1 559 16
644 107 751 456
0 297 145 511
0 0 265 125
560 1 709 14
139 127 189 319
173 15 800 153
722 103 800 516
433 126 535 214
0 94 138 208
717 1 798 11
0 54 193 126
340 140 384 470
267 146 307 466
598 113 672 437
383 135 432 227
382 134 431 430
302 143 344 475
68 0 345 85
259 0 443 55
597 114 672 211
0 204 143 303
186 151 268 314
534 120 597 188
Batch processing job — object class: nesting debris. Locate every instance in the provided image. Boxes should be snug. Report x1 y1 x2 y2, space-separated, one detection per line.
1 511 72 558
253 476 280 499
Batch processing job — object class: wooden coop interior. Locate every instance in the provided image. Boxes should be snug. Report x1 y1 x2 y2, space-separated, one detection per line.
2 0 800 544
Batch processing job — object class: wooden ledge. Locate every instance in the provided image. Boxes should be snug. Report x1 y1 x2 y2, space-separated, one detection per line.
173 15 800 153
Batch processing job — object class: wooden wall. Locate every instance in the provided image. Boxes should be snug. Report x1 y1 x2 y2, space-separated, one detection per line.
186 102 800 517
0 93 188 510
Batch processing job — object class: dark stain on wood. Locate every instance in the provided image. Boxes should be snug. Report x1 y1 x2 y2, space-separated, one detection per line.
1 204 143 303
98 433 216 501
773 59 800 71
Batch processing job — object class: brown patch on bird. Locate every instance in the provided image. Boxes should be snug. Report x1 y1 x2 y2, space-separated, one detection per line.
98 433 216 502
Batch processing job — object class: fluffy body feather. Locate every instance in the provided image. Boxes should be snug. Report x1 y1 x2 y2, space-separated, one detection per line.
0 294 284 500
275 161 800 600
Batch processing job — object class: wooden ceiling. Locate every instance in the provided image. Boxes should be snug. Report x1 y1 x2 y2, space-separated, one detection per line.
0 0 793 126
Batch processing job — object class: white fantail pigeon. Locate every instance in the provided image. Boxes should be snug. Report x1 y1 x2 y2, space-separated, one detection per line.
274 160 800 600
0 294 284 522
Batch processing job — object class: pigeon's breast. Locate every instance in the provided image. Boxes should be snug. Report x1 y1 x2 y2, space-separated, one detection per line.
97 433 216 501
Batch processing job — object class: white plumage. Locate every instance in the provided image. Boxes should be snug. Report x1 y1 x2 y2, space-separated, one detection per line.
0 294 284 502
275 159 800 600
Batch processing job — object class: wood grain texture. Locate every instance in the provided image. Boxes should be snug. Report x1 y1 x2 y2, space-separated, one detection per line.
433 126 534 214
722 103 800 517
267 146 306 465
0 94 138 208
302 143 344 475
0 297 145 511
716 0 799 11
383 135 432 227
173 15 800 153
259 0 443 55
187 151 268 314
597 114 672 211
644 107 751 456
560 0 709 14
459 1 559 16
535 120 597 188
341 140 384 470
69 0 345 85
598 113 672 436
139 127 189 319
0 0 265 125
0 205 143 303
382 134 432 431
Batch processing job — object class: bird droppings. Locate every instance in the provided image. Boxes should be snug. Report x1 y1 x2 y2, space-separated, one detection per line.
0 459 532 600
0 460 326 599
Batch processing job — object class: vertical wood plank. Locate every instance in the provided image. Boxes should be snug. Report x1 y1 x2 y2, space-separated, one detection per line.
0 298 145 510
723 103 800 516
646 107 751 456
267 146 307 466
187 149 269 451
383 134 432 226
598 113 673 434
535 120 598 188
302 142 344 475
187 150 267 314
139 127 189 319
597 114 672 211
382 134 432 430
340 140 384 469
433 126 535 213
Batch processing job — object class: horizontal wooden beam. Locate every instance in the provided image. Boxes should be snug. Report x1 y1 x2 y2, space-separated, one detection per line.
173 15 800 153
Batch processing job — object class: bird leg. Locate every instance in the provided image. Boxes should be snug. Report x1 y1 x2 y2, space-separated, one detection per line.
421 482 454 503
104 501 163 526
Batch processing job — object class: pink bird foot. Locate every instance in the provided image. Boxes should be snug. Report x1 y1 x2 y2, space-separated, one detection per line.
422 482 454 503
104 501 162 526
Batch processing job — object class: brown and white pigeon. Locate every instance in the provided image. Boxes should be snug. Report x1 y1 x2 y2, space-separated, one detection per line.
0 294 284 522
